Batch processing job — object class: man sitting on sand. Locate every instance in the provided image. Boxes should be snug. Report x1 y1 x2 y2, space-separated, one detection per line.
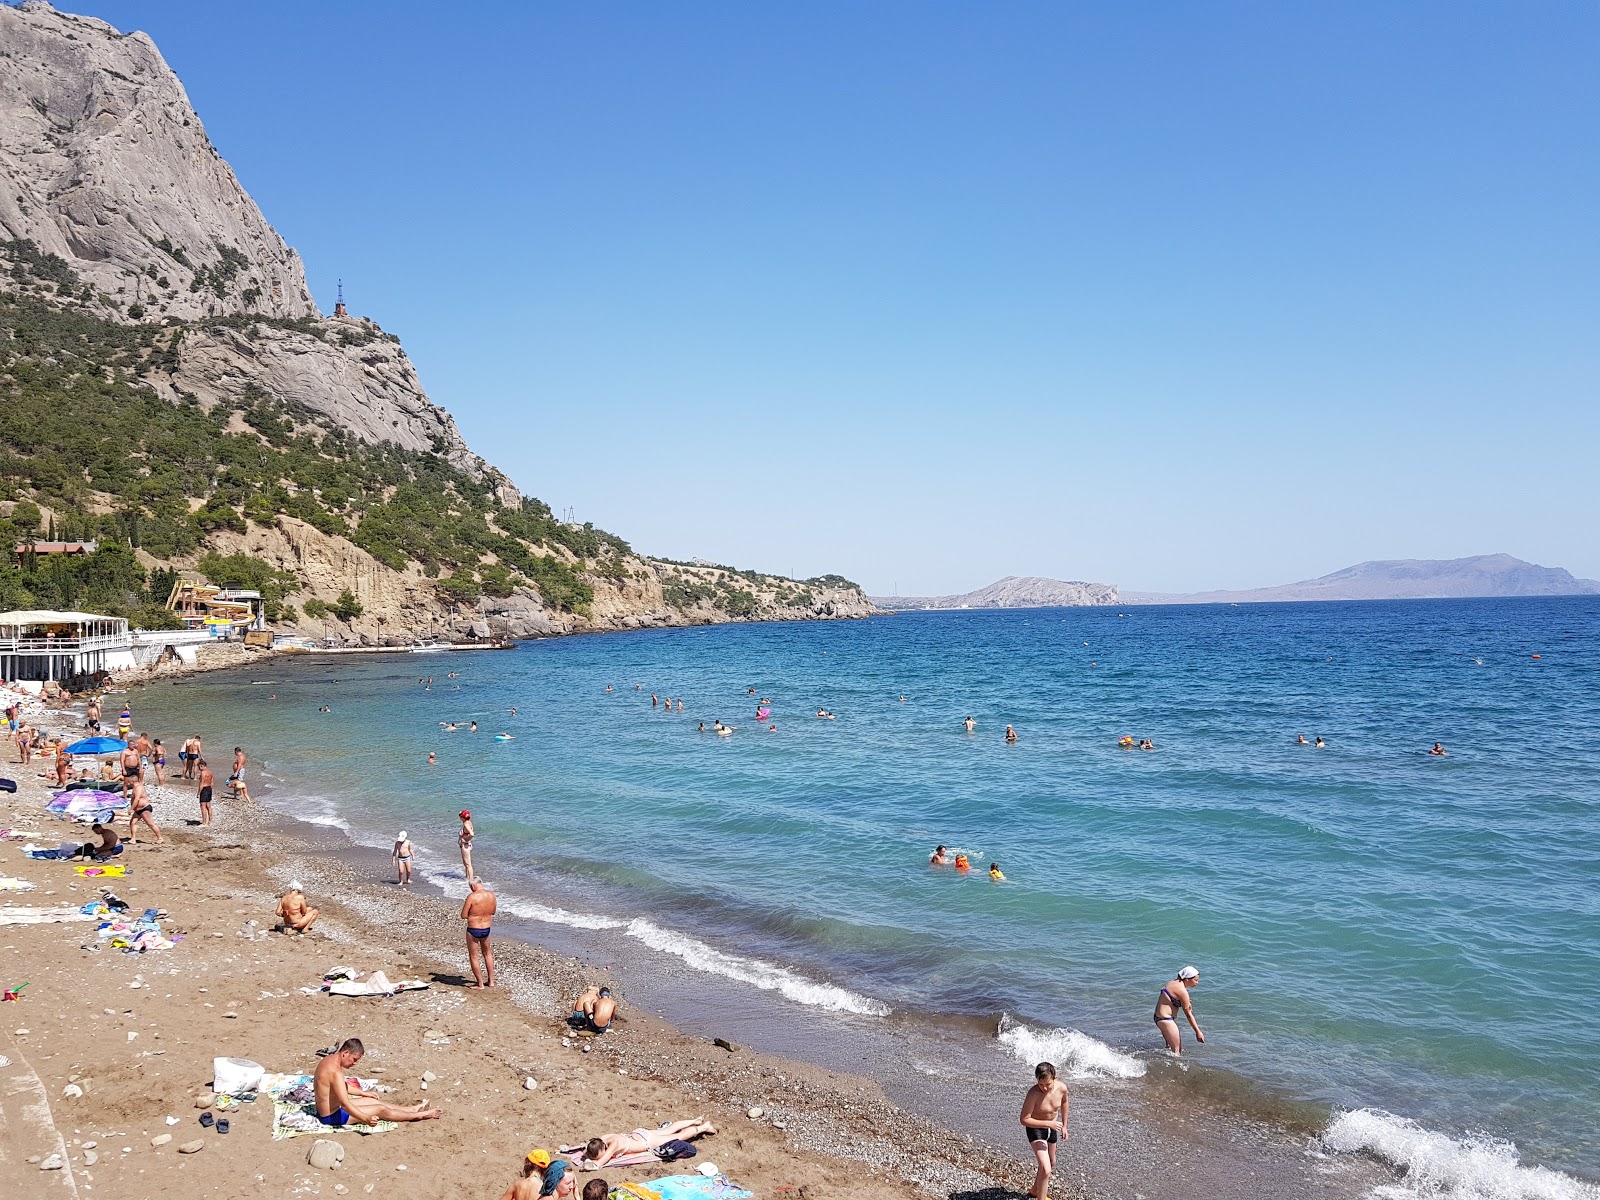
77 822 121 861
568 985 618 1033
314 1038 441 1127
579 1118 717 1168
275 881 319 934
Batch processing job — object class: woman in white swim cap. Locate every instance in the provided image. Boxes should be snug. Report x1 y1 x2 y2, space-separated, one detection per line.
1153 965 1205 1055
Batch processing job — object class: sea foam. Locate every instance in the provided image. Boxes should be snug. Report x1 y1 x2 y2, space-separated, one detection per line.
997 1015 1146 1080
624 918 891 1016
1321 1109 1600 1200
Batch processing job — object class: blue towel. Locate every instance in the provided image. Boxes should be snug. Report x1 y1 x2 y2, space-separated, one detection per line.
651 1177 752 1200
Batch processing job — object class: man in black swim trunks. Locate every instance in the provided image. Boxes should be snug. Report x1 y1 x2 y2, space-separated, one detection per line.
462 877 497 989
196 757 215 827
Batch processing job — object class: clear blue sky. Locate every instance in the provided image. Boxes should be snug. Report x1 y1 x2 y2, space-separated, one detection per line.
64 1 1600 593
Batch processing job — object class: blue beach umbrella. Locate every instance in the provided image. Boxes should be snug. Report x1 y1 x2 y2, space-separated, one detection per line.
66 736 127 755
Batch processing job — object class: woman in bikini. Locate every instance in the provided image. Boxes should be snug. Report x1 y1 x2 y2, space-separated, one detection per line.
581 1118 717 1168
1020 1061 1069 1200
1153 965 1205 1054
458 809 475 878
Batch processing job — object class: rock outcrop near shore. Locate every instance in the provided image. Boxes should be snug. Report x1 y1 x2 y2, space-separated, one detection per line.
0 3 880 641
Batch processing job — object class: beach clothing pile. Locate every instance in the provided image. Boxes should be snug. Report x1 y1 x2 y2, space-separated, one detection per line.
83 899 175 952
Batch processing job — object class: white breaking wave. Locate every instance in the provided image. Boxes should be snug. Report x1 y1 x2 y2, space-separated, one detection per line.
1321 1109 1600 1200
500 895 626 931
623 918 891 1016
997 1016 1146 1080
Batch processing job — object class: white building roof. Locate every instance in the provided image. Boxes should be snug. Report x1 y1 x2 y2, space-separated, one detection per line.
0 610 125 625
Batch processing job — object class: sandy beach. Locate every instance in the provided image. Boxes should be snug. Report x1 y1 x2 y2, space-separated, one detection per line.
0 684 1045 1200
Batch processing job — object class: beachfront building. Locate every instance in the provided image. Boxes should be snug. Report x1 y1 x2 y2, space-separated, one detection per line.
0 608 135 686
166 578 265 633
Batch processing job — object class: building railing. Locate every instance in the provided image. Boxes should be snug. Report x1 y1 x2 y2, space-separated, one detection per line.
0 632 131 653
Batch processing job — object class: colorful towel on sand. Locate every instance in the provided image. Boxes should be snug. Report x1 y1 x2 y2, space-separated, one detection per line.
264 1072 396 1139
73 863 126 878
650 1176 751 1200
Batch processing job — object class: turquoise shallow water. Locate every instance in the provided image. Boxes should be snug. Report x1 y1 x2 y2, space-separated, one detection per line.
139 598 1600 1187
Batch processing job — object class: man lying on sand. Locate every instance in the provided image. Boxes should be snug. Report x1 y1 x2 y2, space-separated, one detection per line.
579 1118 717 1167
314 1038 441 1126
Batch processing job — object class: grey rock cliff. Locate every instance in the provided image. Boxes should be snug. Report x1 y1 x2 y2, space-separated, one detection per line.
875 575 1120 609
0 2 314 322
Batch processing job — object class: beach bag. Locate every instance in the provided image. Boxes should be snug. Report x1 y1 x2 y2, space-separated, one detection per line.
213 1056 265 1096
655 1139 698 1162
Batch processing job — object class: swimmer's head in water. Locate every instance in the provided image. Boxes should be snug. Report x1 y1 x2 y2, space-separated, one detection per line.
584 1137 606 1162
1035 1061 1056 1081
1178 965 1199 982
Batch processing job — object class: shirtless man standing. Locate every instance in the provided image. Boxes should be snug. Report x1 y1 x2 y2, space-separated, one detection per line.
196 757 215 826
1020 1061 1070 1200
229 746 250 801
276 882 319 934
462 877 497 988
182 734 202 781
581 1118 717 1168
314 1038 441 1127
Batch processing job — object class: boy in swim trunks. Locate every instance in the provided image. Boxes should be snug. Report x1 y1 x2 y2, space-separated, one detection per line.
1020 1061 1069 1199
314 1038 441 1127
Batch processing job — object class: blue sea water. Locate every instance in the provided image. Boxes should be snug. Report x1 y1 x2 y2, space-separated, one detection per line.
138 598 1600 1192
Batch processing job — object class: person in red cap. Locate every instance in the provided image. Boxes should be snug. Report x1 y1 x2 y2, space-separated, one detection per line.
458 809 475 878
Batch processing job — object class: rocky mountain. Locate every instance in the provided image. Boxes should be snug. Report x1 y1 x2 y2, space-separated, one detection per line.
1122 554 1600 605
873 575 1120 610
0 2 878 640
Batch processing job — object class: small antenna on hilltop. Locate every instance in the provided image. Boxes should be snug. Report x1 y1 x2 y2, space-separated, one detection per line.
334 278 348 318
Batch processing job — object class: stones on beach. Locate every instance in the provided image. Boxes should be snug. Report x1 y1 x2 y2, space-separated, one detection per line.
195 1092 214 1109
40 1152 65 1170
151 1134 172 1147
63 1083 83 1098
747 1106 765 1119
523 1077 538 1090
307 1139 345 1169
178 1138 205 1154
83 1148 99 1165
713 1038 739 1053
421 1070 437 1083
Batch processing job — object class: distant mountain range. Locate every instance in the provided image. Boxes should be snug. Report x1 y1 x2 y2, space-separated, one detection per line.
873 555 1599 612
870 576 1119 609
1122 554 1600 605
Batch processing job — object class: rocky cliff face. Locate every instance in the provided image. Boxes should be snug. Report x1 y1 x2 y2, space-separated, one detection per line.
874 575 1120 610
0 2 314 322
1 3 882 642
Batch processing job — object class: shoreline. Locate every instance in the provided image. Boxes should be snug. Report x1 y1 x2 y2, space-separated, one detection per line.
13 632 1595 1200
116 663 1396 1200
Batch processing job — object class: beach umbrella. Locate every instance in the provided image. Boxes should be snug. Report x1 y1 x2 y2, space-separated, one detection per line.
66 736 127 755
52 789 125 807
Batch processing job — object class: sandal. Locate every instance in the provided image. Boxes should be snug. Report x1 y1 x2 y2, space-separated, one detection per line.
198 1111 214 1128
216 1118 230 1134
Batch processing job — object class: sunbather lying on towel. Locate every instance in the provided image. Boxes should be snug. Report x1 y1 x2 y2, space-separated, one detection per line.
581 1119 716 1167
314 1038 441 1127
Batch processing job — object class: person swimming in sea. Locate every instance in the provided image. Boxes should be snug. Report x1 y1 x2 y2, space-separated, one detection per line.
989 862 1005 881
963 716 976 733
1005 725 1018 744
954 853 971 871
697 722 707 732
930 845 950 865
1429 742 1447 756
1139 738 1155 751
1315 736 1326 749
1297 734 1309 745
1153 966 1205 1055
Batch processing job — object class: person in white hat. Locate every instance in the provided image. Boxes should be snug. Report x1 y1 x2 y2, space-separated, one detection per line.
1153 965 1205 1054
275 881 319 935
393 831 414 886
